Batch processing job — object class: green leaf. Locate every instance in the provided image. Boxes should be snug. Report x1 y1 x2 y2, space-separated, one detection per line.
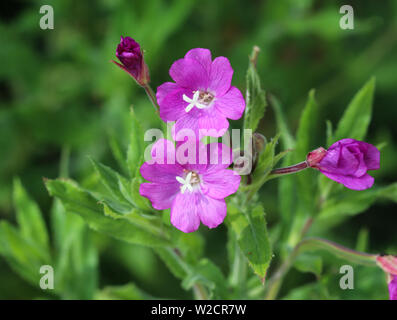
0 221 50 285
227 204 272 279
95 283 154 300
12 178 49 253
294 90 319 213
282 281 331 300
269 94 295 149
294 253 323 277
182 258 229 299
45 179 171 247
51 199 98 299
127 108 144 177
333 77 375 142
108 132 129 175
90 158 132 209
244 47 267 132
250 135 280 191
295 89 318 161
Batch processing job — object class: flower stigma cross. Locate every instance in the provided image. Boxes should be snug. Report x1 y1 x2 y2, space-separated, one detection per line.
183 91 208 112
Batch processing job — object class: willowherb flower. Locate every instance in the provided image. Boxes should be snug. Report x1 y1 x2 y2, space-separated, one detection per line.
139 138 241 233
307 139 380 190
376 255 397 300
156 48 245 138
112 36 150 86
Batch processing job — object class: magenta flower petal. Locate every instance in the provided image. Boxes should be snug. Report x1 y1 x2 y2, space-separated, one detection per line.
389 277 397 300
320 170 374 190
140 162 183 184
197 196 227 229
362 142 380 170
158 86 192 121
173 114 200 140
140 183 179 210
171 192 201 233
169 58 209 90
206 142 234 172
185 48 212 72
139 139 241 232
198 111 229 138
214 86 246 120
156 82 179 107
150 138 177 164
157 48 245 139
209 56 233 96
201 169 241 199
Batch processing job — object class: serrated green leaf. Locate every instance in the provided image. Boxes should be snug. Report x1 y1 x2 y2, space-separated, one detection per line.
333 77 375 142
12 178 49 253
244 48 267 132
89 158 133 213
227 204 272 279
45 179 171 247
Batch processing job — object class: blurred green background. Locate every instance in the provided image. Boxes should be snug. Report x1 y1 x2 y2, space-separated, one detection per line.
0 0 396 299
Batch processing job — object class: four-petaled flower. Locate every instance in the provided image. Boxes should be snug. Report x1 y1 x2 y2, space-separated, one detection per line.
139 139 241 233
156 48 246 138
308 139 380 190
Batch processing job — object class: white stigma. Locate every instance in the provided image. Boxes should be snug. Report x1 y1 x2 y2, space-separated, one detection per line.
176 172 193 194
182 91 207 113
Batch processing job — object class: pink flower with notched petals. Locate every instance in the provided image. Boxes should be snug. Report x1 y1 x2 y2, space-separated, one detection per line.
156 48 245 138
139 139 241 233
308 139 380 190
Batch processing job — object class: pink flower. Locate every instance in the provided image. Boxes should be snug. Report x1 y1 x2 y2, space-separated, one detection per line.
112 36 150 86
156 48 245 139
139 139 241 233
308 139 380 190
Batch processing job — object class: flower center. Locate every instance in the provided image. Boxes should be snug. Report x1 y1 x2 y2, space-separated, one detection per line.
175 170 200 194
182 91 215 113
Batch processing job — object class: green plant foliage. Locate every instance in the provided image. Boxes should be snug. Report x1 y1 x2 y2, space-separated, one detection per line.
1 0 397 301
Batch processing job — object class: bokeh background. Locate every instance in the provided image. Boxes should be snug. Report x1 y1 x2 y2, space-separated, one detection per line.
0 0 396 299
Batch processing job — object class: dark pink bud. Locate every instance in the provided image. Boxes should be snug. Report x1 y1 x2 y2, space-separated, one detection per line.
306 147 327 168
112 36 150 86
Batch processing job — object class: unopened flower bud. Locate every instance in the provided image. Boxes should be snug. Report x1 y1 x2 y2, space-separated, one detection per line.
306 147 327 168
112 36 150 86
253 133 267 156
